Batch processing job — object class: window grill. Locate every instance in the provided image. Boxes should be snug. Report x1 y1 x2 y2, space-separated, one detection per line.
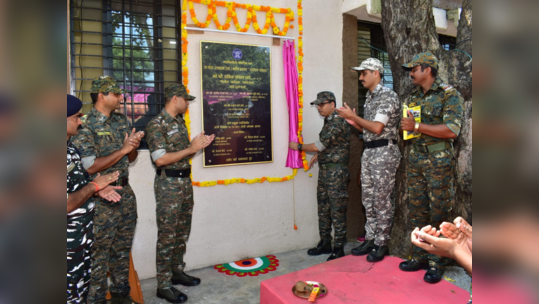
70 0 181 149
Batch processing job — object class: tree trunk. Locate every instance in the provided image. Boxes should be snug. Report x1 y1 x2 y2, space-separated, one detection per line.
381 0 473 258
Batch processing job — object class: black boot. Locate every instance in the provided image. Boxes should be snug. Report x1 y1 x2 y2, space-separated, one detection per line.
366 245 388 263
110 289 141 304
172 271 201 287
351 240 375 256
424 266 445 284
307 240 332 256
326 247 345 261
157 287 188 303
399 259 429 272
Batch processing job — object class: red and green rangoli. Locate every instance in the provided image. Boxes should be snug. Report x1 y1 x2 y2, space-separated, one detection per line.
214 255 280 277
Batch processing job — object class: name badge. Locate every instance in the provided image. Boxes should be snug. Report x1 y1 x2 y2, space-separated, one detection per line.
67 163 76 173
167 129 179 136
97 132 112 136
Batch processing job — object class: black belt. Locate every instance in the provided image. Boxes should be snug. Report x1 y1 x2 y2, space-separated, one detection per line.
112 177 129 187
157 168 192 178
365 139 397 149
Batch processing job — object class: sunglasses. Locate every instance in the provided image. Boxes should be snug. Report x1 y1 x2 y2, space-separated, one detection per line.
317 102 332 107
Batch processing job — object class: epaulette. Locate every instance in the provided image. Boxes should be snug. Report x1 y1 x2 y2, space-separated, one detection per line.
80 115 88 123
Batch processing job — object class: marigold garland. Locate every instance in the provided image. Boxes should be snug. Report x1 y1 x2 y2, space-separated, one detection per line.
187 0 295 36
180 0 304 186
296 0 308 171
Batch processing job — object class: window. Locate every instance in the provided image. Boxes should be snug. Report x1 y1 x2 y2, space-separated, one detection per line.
357 22 394 120
70 0 181 148
439 34 457 51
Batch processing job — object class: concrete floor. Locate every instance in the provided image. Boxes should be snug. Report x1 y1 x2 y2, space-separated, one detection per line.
139 244 472 304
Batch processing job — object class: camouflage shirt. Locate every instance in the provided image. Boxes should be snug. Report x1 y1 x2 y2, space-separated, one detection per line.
409 78 464 145
67 141 94 303
146 108 191 170
364 83 402 142
67 141 92 213
72 107 131 179
316 111 350 164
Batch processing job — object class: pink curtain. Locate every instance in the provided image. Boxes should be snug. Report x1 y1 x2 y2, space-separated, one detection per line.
283 40 302 169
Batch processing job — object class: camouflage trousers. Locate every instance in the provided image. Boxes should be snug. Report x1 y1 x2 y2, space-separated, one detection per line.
155 174 194 289
87 185 138 304
317 166 349 248
408 148 455 267
361 145 401 246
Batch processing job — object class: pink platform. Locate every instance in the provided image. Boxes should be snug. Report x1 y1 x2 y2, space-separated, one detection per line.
260 256 470 304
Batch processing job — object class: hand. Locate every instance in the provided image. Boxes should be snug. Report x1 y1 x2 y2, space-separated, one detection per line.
400 111 416 132
440 218 473 253
414 225 442 241
92 171 120 191
289 142 299 150
189 132 207 152
336 103 357 121
412 228 459 259
97 186 123 202
203 134 216 149
129 130 145 148
122 128 138 154
454 217 473 252
309 153 319 169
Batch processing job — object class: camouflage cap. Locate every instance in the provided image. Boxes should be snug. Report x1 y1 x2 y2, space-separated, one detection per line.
91 76 124 94
351 58 384 74
311 91 336 105
165 84 196 101
402 52 439 70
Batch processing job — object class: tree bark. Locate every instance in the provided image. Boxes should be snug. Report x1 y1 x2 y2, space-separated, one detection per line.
381 0 473 258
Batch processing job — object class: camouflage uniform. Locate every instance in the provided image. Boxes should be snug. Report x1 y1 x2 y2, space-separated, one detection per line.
312 94 351 247
361 83 402 247
403 54 464 267
146 85 196 290
72 77 138 303
67 141 94 304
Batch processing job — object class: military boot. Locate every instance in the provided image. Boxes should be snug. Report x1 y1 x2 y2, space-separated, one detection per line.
351 239 375 256
172 271 201 287
157 287 188 303
326 247 345 261
424 263 445 284
399 259 429 272
110 289 141 304
366 245 389 263
307 240 332 256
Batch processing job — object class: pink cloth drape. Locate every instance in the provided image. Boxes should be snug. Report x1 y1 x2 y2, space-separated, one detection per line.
283 40 302 168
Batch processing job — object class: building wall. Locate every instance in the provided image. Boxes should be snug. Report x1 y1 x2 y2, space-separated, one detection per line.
65 0 344 280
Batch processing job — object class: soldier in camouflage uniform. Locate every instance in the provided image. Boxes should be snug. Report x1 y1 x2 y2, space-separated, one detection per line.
72 77 145 304
290 92 351 262
67 95 122 304
399 53 464 284
146 84 214 303
337 58 402 263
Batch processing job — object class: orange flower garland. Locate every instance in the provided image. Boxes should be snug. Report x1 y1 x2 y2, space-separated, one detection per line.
186 0 295 36
180 0 304 187
296 0 308 171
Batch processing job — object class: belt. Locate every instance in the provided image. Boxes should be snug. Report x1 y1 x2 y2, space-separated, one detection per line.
319 163 347 170
157 168 192 178
414 142 452 153
365 139 397 149
112 177 129 187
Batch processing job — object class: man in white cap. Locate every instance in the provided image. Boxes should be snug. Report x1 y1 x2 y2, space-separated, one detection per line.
337 58 402 262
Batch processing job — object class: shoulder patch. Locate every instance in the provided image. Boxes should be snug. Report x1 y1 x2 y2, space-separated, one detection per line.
80 115 88 123
441 84 454 91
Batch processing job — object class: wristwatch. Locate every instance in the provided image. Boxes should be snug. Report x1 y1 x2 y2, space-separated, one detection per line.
298 144 303 151
414 122 420 132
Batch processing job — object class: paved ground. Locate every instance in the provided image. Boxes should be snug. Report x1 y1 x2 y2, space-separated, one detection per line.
138 244 472 304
